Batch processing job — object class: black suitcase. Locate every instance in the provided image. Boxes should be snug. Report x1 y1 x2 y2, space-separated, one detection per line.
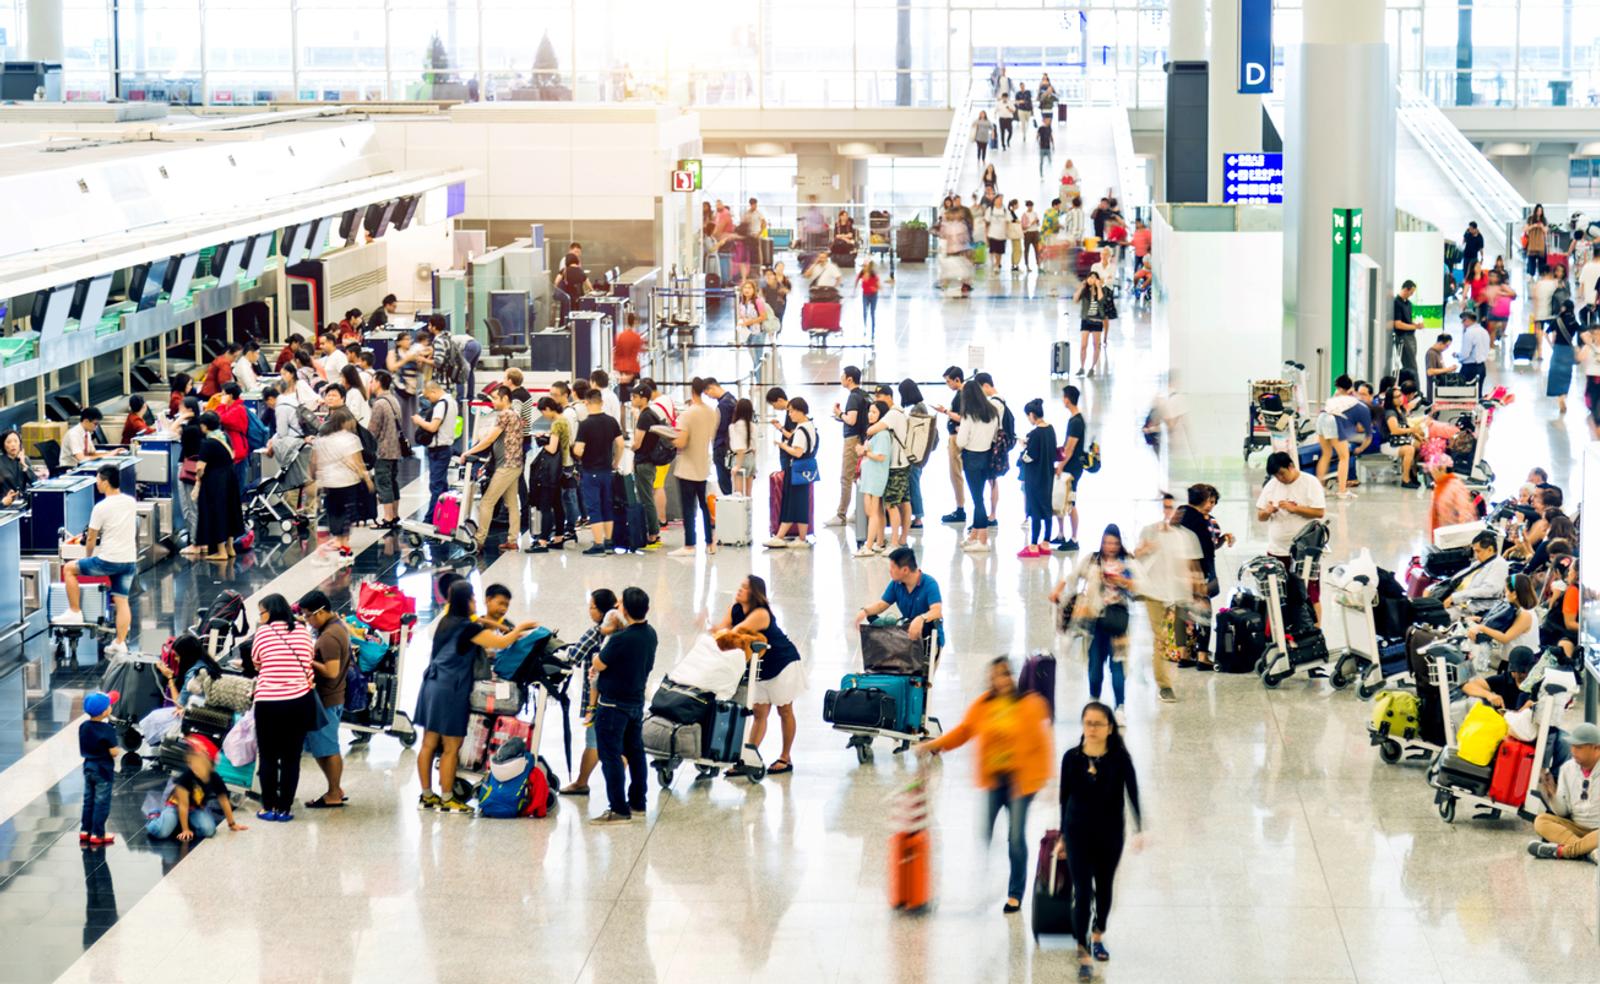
158 733 192 773
1408 596 1450 628
650 681 714 725
1435 749 1493 795
368 671 397 728
1032 831 1073 941
1422 545 1472 579
1512 332 1538 363
1050 341 1071 376
704 700 745 760
823 687 899 728
181 704 233 744
1214 608 1265 673
1406 625 1451 744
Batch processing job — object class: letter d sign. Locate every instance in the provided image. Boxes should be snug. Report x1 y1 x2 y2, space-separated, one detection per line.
1238 0 1273 94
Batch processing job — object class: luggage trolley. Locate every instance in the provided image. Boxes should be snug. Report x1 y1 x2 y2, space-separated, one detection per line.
826 622 944 764
1249 521 1333 688
1426 649 1575 825
1422 391 1505 494
452 633 575 804
342 613 419 748
399 453 484 566
1243 362 1312 463
1324 563 1385 695
646 642 769 787
1367 627 1469 766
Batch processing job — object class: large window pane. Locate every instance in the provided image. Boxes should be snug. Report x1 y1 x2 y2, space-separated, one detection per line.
63 1 112 100
119 0 201 75
298 0 386 77
206 3 292 72
481 1 572 99
391 1 480 99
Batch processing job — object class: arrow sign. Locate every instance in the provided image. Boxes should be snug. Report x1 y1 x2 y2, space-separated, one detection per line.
1221 151 1284 204
1335 231 1343 245
1227 155 1238 165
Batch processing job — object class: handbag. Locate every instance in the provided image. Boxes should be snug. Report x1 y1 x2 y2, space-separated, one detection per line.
1100 294 1118 321
1098 602 1130 638
179 458 200 484
789 456 820 485
356 582 415 634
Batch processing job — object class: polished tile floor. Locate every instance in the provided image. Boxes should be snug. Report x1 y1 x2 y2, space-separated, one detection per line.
6 135 1600 982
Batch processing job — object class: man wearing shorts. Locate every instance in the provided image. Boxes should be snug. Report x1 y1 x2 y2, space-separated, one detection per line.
298 589 350 810
58 464 139 658
368 371 404 528
1055 385 1087 552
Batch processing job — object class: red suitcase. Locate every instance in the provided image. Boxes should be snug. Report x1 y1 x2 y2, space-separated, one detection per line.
802 302 842 332
1488 736 1535 806
1074 249 1101 278
1403 556 1435 599
768 471 814 536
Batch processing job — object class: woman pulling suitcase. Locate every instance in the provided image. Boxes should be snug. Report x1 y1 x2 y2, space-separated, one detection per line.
1057 701 1144 981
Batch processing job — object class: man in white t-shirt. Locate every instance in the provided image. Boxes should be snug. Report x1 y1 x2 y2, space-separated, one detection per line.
870 385 913 542
590 370 624 428
318 334 348 381
58 464 140 656
1255 450 1328 618
1135 493 1203 704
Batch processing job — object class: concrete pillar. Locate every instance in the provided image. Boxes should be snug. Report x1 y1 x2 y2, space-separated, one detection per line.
1164 0 1208 203
1207 0 1264 203
1282 0 1395 394
26 0 64 62
1169 0 1206 63
1527 143 1576 205
795 149 844 203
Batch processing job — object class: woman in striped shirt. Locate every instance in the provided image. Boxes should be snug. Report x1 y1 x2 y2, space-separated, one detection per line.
250 593 319 822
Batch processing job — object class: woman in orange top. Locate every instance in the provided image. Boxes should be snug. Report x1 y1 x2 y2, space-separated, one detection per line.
916 656 1053 913
1427 453 1477 533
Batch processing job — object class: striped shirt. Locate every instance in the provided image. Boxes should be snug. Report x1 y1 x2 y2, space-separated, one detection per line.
251 621 316 702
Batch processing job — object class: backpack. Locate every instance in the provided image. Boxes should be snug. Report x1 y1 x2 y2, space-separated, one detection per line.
1082 440 1102 473
476 754 537 818
989 399 1017 477
639 408 677 466
902 407 939 466
356 425 377 468
245 409 270 451
432 332 466 386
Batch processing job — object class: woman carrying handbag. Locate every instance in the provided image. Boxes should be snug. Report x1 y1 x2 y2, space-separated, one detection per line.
1049 525 1137 725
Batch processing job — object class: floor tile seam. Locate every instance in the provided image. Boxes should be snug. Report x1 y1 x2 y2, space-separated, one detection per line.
569 807 675 983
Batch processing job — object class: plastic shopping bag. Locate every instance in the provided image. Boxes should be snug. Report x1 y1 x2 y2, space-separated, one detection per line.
222 707 258 766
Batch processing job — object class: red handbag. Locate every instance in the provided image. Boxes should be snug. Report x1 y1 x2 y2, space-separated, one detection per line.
179 458 200 484
356 582 415 634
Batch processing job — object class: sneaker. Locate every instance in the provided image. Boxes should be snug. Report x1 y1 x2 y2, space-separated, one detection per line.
962 540 992 553
941 509 967 524
525 543 549 553
1528 841 1562 860
764 537 789 548
642 541 664 552
88 835 116 846
1114 705 1128 726
55 609 85 626
590 810 633 825
418 792 442 811
669 546 697 557
825 516 848 527
256 810 280 822
104 640 129 659
791 538 813 549
628 800 647 814
1158 688 1177 704
434 798 472 815
582 545 608 556
854 546 878 558
1400 479 1421 489
1060 539 1080 552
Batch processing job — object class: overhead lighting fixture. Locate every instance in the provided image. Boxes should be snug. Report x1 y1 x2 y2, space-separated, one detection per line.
744 141 787 156
836 142 878 158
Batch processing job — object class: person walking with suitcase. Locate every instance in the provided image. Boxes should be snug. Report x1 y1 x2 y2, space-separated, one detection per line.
915 656 1052 914
1057 701 1143 980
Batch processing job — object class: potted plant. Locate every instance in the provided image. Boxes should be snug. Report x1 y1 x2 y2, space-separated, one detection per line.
896 216 930 262
415 33 470 101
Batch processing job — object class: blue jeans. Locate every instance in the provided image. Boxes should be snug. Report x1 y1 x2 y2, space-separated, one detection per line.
581 468 615 524
678 478 713 546
560 484 581 534
1088 620 1126 706
594 700 646 816
985 776 1035 900
863 293 878 332
146 803 217 840
961 450 992 528
426 446 453 522
81 768 113 838
908 464 924 520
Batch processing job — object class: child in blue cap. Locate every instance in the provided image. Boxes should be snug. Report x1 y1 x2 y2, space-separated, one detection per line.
79 690 120 846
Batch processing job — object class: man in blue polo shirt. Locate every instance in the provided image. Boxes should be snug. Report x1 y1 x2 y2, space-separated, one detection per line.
854 546 944 645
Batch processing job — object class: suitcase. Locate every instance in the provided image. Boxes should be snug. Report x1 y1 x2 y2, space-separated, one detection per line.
1074 249 1100 278
458 713 492 772
642 716 702 761
1050 341 1071 376
1435 748 1493 796
649 680 714 725
157 733 192 774
838 672 926 733
433 492 462 535
1214 608 1266 673
853 486 877 547
1487 736 1535 806
802 302 842 332
1370 690 1420 740
181 703 234 745
768 471 814 536
705 700 745 761
889 829 932 911
1032 830 1073 940
714 494 752 546
1018 652 1057 720
214 749 256 789
366 671 398 728
1421 545 1473 579
49 582 106 623
1512 332 1538 363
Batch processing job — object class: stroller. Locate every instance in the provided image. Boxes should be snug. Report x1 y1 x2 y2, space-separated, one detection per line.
823 621 944 764
644 636 768 786
245 473 311 541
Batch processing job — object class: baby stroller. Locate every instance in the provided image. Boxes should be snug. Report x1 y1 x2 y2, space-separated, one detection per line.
823 621 944 764
245 472 311 541
644 639 768 786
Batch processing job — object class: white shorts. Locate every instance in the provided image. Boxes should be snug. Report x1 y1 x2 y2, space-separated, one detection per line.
1315 412 1341 440
750 660 806 707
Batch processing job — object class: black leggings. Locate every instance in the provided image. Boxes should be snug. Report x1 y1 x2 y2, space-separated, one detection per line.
678 478 714 546
254 694 315 813
1066 826 1125 943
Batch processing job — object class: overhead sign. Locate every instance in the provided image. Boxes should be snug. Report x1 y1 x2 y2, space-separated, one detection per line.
675 158 702 190
1221 152 1284 204
671 170 695 193
1238 0 1273 94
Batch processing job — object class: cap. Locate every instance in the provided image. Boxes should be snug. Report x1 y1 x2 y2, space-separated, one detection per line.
184 734 219 762
83 691 118 718
1571 723 1600 747
1508 647 1538 675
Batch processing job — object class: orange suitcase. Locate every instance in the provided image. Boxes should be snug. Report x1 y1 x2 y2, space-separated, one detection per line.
889 829 931 911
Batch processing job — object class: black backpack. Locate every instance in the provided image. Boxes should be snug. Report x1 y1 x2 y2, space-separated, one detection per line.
989 399 1017 477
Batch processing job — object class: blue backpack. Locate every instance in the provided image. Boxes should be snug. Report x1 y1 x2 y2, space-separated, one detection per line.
245 409 270 451
493 627 553 683
476 756 535 818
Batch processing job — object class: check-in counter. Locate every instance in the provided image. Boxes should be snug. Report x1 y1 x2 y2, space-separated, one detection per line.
22 474 94 553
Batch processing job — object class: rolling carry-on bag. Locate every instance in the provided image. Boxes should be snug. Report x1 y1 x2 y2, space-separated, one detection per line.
1032 829 1073 940
1050 341 1071 376
1436 749 1493 796
768 471 814 536
705 701 746 761
838 672 926 733
1512 332 1538 363
714 494 752 546
889 829 931 911
1487 736 1536 806
1214 608 1266 673
432 492 462 535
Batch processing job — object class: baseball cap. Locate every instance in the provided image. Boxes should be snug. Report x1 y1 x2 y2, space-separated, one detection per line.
84 691 118 718
1507 647 1538 675
1570 723 1600 747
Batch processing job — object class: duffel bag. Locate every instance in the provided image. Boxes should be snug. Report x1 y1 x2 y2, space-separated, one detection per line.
823 687 899 730
649 680 714 725
642 716 701 760
859 624 930 676
1370 690 1420 741
469 679 527 717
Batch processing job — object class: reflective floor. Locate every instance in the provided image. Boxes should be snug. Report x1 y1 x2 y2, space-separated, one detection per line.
3 134 1599 983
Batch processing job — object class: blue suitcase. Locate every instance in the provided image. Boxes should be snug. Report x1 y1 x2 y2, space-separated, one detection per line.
836 673 926 734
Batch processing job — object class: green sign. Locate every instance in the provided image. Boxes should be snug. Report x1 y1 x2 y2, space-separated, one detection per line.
1329 208 1363 384
676 158 702 190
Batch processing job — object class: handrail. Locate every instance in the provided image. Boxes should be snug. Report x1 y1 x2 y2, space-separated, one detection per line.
1109 105 1144 208
1397 85 1526 255
938 78 988 198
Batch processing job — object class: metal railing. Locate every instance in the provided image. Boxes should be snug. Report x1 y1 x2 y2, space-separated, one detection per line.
1397 85 1526 257
938 78 989 198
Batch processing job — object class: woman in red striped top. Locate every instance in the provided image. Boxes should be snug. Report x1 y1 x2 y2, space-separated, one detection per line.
250 593 319 822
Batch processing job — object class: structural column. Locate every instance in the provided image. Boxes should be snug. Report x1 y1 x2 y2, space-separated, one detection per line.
1163 0 1208 202
1207 0 1263 203
1282 0 1395 393
26 0 65 62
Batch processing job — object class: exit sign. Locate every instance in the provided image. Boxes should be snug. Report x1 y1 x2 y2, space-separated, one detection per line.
671 170 695 192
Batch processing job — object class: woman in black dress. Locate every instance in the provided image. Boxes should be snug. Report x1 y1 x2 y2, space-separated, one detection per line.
413 580 541 813
766 398 817 548
176 397 204 557
1057 701 1143 981
1018 398 1057 557
0 430 35 506
192 411 244 561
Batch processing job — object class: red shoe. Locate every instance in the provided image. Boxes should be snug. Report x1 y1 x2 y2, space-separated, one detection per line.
79 832 91 843
88 835 116 846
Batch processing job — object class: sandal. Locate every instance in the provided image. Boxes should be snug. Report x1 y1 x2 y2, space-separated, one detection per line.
768 759 793 775
559 784 589 796
304 797 347 809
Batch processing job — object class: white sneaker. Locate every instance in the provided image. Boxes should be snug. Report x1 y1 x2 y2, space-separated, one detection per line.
54 609 85 626
792 538 813 549
1114 705 1128 727
104 641 129 659
853 546 877 558
669 546 696 557
962 540 992 553
764 537 789 549
824 516 848 527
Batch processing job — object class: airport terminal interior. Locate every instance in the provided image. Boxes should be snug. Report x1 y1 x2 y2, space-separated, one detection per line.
3 0 1600 981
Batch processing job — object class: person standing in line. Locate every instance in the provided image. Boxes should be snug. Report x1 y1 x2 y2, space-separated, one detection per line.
971 111 993 164
997 92 1016 150
856 260 881 337
855 401 891 557
705 377 737 497
1134 494 1202 705
873 385 913 548
556 588 624 797
915 656 1053 914
1057 701 1144 980
1546 298 1582 414
78 690 121 846
899 379 930 529
1174 484 1230 669
670 378 719 556
193 411 245 562
590 587 657 825
367 371 404 529
413 379 457 524
828 366 870 529
628 382 669 551
727 397 756 497
314 407 375 566
935 366 967 524
1052 526 1136 724
249 593 320 823
1020 201 1041 271
768 398 818 548
1018 399 1057 558
297 589 351 810
954 378 998 553
1456 312 1491 387
573 388 625 555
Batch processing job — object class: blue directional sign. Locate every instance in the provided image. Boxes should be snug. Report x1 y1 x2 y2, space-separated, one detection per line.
1222 152 1284 204
1238 0 1273 94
